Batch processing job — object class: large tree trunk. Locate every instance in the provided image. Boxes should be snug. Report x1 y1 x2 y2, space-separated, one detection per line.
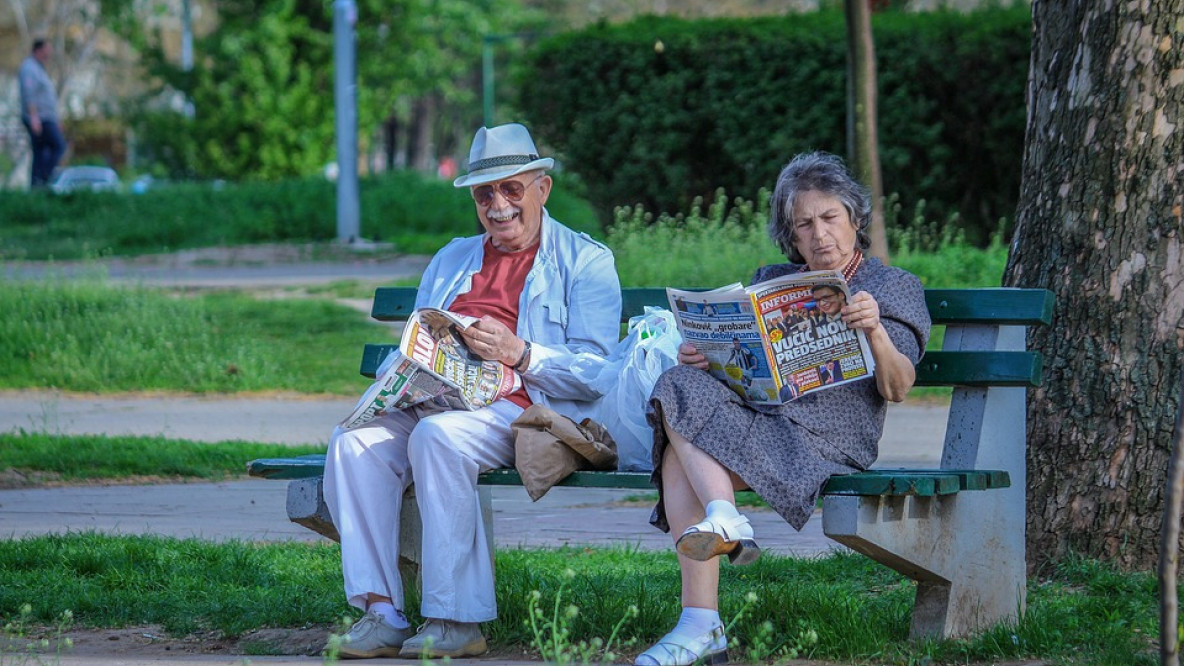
844 0 889 263
1003 0 1184 570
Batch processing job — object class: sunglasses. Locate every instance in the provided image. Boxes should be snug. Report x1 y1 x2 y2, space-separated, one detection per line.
471 174 544 207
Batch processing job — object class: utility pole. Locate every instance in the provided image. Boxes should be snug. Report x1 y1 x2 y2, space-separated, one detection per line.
333 0 360 244
181 0 194 118
482 35 501 127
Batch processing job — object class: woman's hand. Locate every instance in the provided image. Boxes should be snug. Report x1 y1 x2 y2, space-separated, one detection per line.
677 342 710 370
460 316 526 365
841 291 881 331
843 291 916 402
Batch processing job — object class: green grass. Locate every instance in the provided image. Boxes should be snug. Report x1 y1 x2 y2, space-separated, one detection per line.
0 274 388 394
0 534 1158 664
0 433 323 484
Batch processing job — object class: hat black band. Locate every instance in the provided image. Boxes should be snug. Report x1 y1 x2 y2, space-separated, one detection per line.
467 154 540 172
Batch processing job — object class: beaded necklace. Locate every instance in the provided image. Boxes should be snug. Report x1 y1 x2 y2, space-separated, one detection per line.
802 249 863 282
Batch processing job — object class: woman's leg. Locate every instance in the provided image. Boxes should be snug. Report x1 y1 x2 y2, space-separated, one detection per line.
659 443 720 610
663 415 739 509
634 427 734 665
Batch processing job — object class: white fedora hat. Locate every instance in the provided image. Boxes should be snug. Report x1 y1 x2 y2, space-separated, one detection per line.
452 123 554 188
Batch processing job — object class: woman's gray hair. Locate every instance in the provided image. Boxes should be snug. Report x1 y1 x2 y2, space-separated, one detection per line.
768 152 872 264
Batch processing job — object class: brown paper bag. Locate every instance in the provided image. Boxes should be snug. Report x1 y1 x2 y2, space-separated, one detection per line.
511 405 617 501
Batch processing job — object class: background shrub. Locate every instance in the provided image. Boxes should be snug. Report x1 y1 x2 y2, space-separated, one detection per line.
519 6 1030 244
0 170 600 260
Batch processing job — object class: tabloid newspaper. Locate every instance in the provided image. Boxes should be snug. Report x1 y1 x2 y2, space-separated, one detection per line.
339 308 522 429
667 269 875 405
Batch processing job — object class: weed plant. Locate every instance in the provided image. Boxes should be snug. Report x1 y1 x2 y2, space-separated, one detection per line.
0 534 1155 664
0 274 384 394
0 604 74 665
0 433 323 484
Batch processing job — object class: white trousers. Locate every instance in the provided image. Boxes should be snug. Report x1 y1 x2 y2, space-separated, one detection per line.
323 400 522 623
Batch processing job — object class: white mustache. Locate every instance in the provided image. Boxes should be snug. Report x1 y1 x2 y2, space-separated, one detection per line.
487 205 520 222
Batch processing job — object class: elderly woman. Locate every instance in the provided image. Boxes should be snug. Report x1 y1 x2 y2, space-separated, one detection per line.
635 152 931 666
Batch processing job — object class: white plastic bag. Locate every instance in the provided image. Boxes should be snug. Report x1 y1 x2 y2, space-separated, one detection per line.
572 306 682 472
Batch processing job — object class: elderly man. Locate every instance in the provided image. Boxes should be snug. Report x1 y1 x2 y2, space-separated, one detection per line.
18 39 66 188
323 123 622 659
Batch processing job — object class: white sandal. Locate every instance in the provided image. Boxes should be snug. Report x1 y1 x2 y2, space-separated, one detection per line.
675 512 761 566
634 625 727 666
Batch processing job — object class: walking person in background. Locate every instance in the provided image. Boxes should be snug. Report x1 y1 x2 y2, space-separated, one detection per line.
18 39 66 189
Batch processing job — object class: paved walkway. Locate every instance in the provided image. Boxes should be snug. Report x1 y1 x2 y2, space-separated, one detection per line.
0 389 946 557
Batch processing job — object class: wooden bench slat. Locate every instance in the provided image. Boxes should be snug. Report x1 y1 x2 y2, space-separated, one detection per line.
371 289 417 321
246 455 329 480
478 468 654 489
913 351 1043 387
248 456 1008 498
924 288 1054 326
835 469 1011 492
371 287 1055 327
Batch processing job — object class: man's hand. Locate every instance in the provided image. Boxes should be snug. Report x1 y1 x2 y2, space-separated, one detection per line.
29 116 42 136
460 316 525 366
677 342 709 370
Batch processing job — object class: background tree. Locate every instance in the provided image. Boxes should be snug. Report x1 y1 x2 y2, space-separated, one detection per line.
119 0 529 180
844 0 889 261
1004 0 1184 570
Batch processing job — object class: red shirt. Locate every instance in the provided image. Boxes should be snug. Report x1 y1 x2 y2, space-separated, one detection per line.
449 238 540 408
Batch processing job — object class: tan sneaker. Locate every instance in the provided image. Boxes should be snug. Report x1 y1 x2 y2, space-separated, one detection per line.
329 610 413 659
398 618 488 658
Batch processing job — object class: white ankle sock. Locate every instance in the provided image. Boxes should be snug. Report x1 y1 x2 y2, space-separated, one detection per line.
367 602 410 629
672 606 724 645
705 499 740 521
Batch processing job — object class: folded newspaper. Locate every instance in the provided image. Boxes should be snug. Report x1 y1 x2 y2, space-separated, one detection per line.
667 269 875 405
339 308 523 429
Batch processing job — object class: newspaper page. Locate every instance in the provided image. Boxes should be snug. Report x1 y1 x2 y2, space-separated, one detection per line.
745 270 875 400
667 284 781 405
339 308 522 429
666 270 876 405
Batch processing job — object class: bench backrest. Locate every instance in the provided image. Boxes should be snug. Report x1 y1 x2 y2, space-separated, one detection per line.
360 287 1053 388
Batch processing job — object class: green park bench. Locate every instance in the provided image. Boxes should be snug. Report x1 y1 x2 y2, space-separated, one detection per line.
247 284 1053 639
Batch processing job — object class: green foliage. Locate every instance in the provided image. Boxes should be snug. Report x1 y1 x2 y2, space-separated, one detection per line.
118 0 537 180
0 170 602 260
0 277 384 394
519 6 1031 242
0 433 324 483
608 192 1007 290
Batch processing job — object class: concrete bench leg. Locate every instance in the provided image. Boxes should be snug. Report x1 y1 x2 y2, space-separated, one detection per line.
286 476 496 591
823 489 1024 638
823 324 1028 638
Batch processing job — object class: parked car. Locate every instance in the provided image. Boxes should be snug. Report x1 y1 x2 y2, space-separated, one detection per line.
50 166 121 194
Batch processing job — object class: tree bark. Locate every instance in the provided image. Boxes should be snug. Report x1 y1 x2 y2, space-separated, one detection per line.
1159 373 1184 666
844 0 890 263
1004 0 1184 570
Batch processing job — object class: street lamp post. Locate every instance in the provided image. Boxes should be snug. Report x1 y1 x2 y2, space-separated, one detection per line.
334 0 360 244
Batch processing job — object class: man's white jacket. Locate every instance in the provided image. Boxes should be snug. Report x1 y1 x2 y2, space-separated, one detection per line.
414 210 622 420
